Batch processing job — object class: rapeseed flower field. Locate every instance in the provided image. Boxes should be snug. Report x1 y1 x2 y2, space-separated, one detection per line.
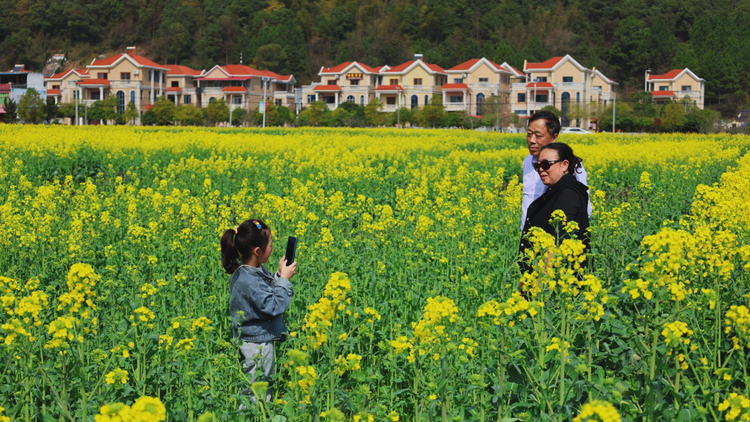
0 125 749 421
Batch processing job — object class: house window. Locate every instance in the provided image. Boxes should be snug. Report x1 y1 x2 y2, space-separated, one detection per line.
307 95 315 103
328 80 337 85
275 99 281 106
424 95 429 105
453 78 463 84
449 95 463 103
162 73 166 83
130 90 135 104
148 71 152 81
209 97 215 103
390 79 399 85
659 86 669 91
515 109 528 115
535 94 548 103
346 95 355 102
386 96 396 105
184 95 191 104
563 77 573 83
479 78 488 83
681 85 692 91
576 92 580 103
233 96 242 105
535 77 547 82
97 73 108 79
414 78 422 85
171 81 179 87
91 92 100 100
518 93 526 103
411 95 418 109
360 95 364 105
52 85 60 90
121 73 131 80
116 91 125 113
350 80 359 85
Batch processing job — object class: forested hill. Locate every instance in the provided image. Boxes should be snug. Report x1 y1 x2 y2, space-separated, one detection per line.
2 0 749 111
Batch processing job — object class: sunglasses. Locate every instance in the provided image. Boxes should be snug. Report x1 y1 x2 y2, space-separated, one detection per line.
533 159 563 172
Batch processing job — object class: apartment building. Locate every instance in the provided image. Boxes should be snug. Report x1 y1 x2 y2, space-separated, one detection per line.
647 68 704 109
197 64 296 112
444 58 523 116
378 55 447 111
1 65 47 103
305 61 387 109
511 55 617 127
163 65 204 107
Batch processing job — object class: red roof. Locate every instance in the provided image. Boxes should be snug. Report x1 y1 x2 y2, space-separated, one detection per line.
47 89 62 95
442 83 469 90
162 65 202 76
313 85 342 91
526 82 554 88
321 61 377 74
90 54 166 69
507 64 524 75
376 85 403 91
145 105 155 111
0 83 10 92
213 65 285 80
167 87 183 92
222 86 249 92
448 59 481 71
372 66 386 73
276 75 293 81
649 69 683 80
383 60 446 74
77 79 110 85
47 68 90 80
652 90 675 97
526 57 564 70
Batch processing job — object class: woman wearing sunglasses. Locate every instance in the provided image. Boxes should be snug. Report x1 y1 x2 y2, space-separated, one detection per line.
518 142 589 276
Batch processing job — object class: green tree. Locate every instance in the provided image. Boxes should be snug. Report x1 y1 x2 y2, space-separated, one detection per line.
364 98 385 127
205 99 230 125
18 88 46 124
175 104 204 126
540 105 561 118
152 96 177 125
88 101 107 122
277 106 294 126
299 101 330 127
661 103 687 132
419 95 445 128
141 110 158 126
124 101 139 125
253 44 288 73
3 98 18 123
253 103 279 126
44 98 59 123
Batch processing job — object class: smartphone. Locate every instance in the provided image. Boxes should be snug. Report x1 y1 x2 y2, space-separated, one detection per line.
284 236 298 265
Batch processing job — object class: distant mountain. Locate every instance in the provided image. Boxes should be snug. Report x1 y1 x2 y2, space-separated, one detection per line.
2 0 748 114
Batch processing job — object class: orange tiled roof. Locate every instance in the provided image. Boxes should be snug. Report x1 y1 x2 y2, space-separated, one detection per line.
648 69 683 80
163 65 202 76
384 60 446 74
526 82 554 88
222 86 249 92
47 89 62 95
375 85 403 91
321 61 378 73
90 54 166 68
218 65 285 80
652 90 675 96
448 59 481 71
442 83 469 90
313 85 342 91
77 78 110 85
526 57 565 70
167 87 183 92
47 68 89 80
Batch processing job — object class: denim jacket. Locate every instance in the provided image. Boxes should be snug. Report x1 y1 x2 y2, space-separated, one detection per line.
229 264 294 342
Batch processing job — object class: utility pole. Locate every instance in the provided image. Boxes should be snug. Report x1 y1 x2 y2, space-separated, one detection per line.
612 98 616 133
75 89 78 126
262 77 269 128
397 93 401 128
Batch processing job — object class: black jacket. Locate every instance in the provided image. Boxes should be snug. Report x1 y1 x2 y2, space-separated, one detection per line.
519 173 590 272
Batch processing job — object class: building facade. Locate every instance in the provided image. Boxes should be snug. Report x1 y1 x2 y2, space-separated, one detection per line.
511 55 617 128
304 61 386 110
647 68 704 109
1 65 47 103
378 55 447 111
444 58 522 116
197 64 296 113
163 65 205 108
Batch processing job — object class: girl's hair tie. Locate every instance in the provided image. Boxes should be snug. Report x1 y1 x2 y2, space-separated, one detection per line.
252 220 262 230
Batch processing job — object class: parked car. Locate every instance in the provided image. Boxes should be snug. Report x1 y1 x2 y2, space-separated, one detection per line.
561 127 591 134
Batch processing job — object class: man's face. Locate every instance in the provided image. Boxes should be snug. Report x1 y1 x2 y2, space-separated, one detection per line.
526 119 557 158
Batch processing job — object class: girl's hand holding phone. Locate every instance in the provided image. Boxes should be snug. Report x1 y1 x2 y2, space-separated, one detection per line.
278 257 297 280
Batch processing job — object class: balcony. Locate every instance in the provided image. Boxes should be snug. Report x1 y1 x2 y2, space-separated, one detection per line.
383 104 398 111
556 82 584 89
445 102 466 111
339 85 372 91
469 83 499 90
677 90 701 98
202 87 225 93
109 79 142 86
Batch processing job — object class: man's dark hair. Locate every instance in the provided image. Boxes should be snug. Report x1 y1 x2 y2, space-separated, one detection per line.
528 111 561 137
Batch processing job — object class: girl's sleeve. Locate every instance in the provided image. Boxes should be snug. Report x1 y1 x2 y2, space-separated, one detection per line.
245 276 294 317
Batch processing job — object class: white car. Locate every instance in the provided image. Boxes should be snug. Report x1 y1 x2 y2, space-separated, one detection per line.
561 127 591 134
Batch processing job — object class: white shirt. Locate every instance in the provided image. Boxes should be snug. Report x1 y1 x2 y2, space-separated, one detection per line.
521 154 592 229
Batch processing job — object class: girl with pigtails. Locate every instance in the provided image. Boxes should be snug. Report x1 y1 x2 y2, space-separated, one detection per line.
220 219 297 406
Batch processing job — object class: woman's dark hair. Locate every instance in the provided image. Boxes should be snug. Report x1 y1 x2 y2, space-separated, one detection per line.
220 219 271 274
541 143 583 175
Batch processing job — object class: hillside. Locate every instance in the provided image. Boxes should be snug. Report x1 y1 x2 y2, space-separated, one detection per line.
2 0 749 114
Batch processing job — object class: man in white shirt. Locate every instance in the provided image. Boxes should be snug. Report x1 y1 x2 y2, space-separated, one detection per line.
521 111 592 229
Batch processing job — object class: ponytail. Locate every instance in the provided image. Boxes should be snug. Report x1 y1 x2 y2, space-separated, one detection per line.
220 219 271 274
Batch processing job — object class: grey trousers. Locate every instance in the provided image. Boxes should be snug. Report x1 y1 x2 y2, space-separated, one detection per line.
239 341 275 403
